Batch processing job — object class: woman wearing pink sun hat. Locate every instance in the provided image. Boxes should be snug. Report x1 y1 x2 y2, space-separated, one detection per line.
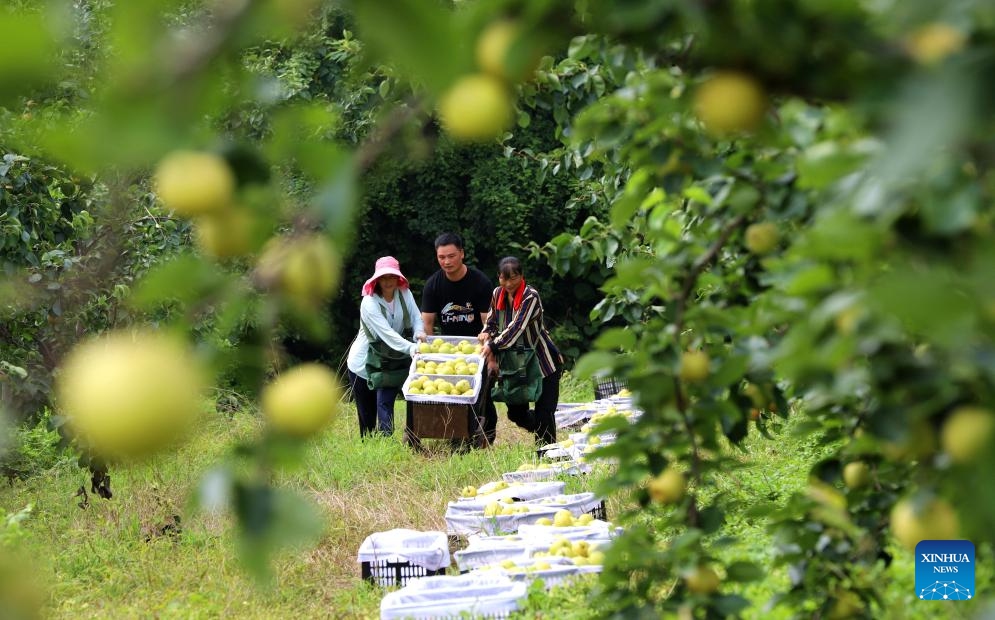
347 256 426 437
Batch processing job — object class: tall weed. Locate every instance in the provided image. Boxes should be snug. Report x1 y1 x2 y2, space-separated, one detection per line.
1 409 73 482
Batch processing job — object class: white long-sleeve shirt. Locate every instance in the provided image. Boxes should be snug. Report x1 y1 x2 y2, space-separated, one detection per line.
347 288 424 380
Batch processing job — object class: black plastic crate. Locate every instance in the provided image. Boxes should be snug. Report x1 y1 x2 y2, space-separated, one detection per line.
594 376 628 400
361 559 447 588
586 500 607 521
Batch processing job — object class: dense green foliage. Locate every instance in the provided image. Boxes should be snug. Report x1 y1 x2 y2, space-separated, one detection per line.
0 151 189 419
237 10 608 365
3 0 995 618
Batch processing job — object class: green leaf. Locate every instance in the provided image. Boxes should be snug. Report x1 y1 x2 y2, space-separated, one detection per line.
698 505 725 534
235 484 325 584
725 561 764 582
795 140 876 190
594 327 636 351
611 168 650 228
567 35 594 60
0 11 59 105
682 185 712 205
574 351 617 381
919 185 980 235
352 0 467 95
640 187 666 210
711 594 752 616
129 255 229 310
517 109 531 129
783 263 835 296
310 155 358 247
800 210 881 262
711 354 749 387
869 265 976 348
580 216 600 237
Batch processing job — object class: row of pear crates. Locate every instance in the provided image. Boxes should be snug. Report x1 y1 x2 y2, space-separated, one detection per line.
358 490 618 618
357 387 639 618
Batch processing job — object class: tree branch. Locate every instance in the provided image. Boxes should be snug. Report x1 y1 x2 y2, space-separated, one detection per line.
671 212 746 527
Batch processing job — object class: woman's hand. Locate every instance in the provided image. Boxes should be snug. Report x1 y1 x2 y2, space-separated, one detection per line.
483 342 499 376
477 331 490 344
415 331 427 343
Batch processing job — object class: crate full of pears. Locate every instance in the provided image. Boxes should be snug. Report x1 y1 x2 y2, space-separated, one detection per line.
403 337 485 405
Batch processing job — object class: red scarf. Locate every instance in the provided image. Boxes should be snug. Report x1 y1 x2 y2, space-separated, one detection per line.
496 280 526 311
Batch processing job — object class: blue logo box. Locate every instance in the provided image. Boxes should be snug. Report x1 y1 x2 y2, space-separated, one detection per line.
915 540 975 601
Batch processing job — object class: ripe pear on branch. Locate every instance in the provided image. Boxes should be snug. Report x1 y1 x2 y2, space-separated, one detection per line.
254 233 341 311
57 330 207 463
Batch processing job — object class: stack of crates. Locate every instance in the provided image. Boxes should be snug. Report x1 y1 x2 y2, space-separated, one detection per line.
357 529 451 587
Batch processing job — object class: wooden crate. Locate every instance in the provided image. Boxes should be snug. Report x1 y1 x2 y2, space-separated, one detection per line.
409 402 471 439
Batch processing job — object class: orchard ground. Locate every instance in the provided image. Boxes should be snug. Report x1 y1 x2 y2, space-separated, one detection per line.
1 373 987 619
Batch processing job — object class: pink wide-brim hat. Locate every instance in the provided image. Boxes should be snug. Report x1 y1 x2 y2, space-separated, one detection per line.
362 256 410 296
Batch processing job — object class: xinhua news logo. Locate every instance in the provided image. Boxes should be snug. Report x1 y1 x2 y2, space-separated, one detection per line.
915 540 975 601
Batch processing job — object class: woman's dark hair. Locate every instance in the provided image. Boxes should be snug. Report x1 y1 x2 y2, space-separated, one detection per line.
498 256 523 278
434 232 464 250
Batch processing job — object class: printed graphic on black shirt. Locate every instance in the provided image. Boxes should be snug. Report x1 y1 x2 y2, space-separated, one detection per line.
441 301 477 328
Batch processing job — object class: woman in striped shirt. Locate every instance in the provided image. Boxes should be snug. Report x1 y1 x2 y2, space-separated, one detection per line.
479 256 563 447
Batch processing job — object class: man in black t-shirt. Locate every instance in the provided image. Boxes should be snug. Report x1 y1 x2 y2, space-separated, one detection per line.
421 232 497 444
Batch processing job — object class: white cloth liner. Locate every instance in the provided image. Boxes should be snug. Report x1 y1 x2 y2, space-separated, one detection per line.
554 399 639 428
445 504 563 537
453 534 544 572
454 480 566 504
501 462 591 483
520 492 603 516
517 521 622 543
554 404 602 429
468 556 601 590
454 543 535 573
357 529 451 572
380 574 527 620
483 564 582 590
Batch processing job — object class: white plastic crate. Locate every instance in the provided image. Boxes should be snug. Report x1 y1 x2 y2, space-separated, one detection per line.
403 373 481 404
471 558 581 590
411 353 484 371
403 351 484 405
380 574 527 620
419 335 485 355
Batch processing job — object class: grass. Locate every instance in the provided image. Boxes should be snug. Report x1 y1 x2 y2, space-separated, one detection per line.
0 375 588 618
2 374 988 618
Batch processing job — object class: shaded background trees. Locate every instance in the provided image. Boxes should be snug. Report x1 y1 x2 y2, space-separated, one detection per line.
2 0 995 616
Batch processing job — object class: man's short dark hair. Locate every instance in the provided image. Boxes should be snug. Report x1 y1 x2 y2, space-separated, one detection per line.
434 232 464 250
